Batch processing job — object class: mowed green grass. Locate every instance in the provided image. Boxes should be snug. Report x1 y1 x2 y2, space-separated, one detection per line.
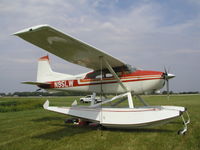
0 95 199 150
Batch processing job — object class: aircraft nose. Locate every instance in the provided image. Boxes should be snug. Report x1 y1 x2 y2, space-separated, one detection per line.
167 73 175 79
162 72 175 80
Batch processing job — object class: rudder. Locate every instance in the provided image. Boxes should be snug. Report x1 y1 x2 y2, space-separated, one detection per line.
37 55 53 82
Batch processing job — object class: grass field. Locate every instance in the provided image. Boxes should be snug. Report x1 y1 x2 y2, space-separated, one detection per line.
0 95 199 150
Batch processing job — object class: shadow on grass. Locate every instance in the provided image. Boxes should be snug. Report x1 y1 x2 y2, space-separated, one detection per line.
103 127 173 133
32 116 64 122
33 124 173 141
168 121 181 125
33 125 93 140
32 116 174 141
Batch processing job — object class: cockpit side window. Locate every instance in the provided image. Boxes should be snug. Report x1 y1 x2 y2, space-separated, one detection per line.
86 71 100 79
86 70 113 79
85 65 137 79
105 73 113 78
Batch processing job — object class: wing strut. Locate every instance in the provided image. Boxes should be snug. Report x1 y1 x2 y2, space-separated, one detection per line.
102 57 133 108
103 58 128 92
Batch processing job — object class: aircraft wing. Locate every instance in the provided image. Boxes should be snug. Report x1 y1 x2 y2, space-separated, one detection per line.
14 25 126 70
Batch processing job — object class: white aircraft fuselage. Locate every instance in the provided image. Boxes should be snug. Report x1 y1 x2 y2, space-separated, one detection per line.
45 70 165 94
37 56 166 94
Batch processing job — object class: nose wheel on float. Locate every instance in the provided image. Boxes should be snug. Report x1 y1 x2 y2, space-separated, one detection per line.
178 110 190 135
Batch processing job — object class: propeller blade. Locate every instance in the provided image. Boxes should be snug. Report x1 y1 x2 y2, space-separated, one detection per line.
164 66 167 74
163 67 175 100
166 79 169 100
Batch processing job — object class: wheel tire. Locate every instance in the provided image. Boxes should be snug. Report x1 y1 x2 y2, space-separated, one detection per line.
97 124 106 130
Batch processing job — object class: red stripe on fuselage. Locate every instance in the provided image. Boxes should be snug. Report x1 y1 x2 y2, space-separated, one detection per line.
47 70 164 89
48 77 163 89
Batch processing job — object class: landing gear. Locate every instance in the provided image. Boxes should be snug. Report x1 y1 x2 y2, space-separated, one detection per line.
64 118 79 124
185 111 190 125
97 124 106 130
135 95 149 106
178 110 190 135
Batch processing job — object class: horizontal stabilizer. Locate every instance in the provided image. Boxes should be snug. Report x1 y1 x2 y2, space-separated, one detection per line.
22 81 51 88
22 81 50 85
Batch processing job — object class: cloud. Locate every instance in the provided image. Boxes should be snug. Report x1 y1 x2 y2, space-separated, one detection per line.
0 0 200 92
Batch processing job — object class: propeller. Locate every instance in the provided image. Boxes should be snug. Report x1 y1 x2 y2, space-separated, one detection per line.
162 67 175 99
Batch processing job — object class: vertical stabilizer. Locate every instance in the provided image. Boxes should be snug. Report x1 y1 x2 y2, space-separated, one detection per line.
37 55 74 82
37 55 53 82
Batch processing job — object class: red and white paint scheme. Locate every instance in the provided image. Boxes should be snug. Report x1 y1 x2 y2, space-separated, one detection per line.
15 25 190 134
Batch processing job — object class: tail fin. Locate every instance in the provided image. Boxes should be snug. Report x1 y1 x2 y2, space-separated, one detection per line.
37 55 73 82
37 56 52 82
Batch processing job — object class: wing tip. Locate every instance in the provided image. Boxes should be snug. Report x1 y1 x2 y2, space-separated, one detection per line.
13 24 50 35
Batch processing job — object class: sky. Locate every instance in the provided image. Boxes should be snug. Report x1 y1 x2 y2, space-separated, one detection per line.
0 0 200 93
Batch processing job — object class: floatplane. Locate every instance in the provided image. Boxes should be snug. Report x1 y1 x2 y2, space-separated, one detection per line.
14 25 190 134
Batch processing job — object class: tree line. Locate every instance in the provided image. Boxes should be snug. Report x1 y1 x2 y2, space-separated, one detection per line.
0 91 199 97
0 91 91 97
